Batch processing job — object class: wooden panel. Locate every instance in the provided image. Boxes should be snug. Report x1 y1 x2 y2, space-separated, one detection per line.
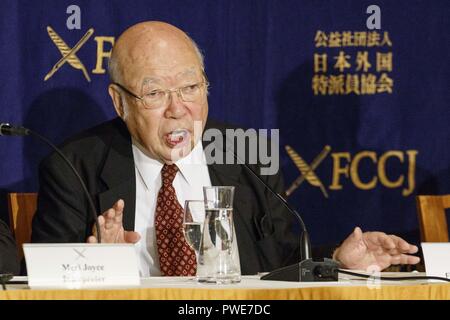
1 280 450 300
7 193 38 260
416 195 450 242
443 195 450 208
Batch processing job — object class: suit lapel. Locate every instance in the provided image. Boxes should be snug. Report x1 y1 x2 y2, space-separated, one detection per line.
98 119 136 231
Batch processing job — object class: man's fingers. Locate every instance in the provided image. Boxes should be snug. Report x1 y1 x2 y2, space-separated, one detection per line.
102 200 124 219
390 254 421 265
124 231 141 244
97 215 105 226
389 235 418 253
353 226 363 238
367 233 419 255
87 235 98 243
89 230 142 244
336 227 364 262
104 208 115 229
112 199 124 224
349 226 363 244
113 199 125 211
365 232 396 249
380 233 396 249
113 199 125 214
407 255 421 265
89 200 126 243
390 255 402 265
102 200 124 228
105 208 115 219
97 215 106 232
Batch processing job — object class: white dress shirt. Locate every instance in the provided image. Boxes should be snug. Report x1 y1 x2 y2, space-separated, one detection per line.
132 141 212 276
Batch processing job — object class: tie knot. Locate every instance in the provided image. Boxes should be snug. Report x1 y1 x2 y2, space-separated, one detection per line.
161 164 179 186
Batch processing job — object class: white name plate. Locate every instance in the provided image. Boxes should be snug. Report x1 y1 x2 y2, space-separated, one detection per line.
421 242 450 280
23 243 140 289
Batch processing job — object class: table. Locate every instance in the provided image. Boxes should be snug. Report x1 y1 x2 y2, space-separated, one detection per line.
1 273 449 300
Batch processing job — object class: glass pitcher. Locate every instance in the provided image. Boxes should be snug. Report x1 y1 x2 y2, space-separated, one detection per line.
197 186 241 284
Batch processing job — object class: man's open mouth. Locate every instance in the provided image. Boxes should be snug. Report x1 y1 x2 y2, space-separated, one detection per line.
165 129 190 147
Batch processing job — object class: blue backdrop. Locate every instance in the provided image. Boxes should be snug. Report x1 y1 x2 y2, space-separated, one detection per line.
0 0 449 246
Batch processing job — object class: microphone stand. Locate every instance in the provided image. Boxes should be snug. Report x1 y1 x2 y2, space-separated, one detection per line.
222 138 338 281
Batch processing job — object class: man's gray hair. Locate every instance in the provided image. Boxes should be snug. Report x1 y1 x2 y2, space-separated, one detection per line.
108 35 205 84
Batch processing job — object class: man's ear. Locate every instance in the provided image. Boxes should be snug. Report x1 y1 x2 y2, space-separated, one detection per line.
108 84 125 118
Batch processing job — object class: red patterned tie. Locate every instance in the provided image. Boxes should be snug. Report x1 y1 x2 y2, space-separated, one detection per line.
155 164 197 276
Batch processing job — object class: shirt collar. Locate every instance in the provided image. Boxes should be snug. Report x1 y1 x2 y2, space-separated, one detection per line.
132 142 163 190
175 141 208 186
132 140 207 189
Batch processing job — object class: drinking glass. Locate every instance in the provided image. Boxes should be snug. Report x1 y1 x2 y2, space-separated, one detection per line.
183 200 205 277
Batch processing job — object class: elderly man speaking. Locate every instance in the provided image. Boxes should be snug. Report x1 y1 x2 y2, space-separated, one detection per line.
31 21 419 277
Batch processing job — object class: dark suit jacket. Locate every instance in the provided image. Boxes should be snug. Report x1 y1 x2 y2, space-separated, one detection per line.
32 117 330 275
0 219 19 275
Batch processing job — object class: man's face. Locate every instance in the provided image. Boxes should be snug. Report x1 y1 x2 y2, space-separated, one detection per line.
110 36 209 163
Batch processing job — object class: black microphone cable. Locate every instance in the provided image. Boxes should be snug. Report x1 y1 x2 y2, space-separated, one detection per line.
218 135 311 261
0 123 101 243
238 160 312 260
0 274 13 291
315 264 450 282
336 268 450 282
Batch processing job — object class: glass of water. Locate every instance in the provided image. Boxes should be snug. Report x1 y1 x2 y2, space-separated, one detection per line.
183 200 205 277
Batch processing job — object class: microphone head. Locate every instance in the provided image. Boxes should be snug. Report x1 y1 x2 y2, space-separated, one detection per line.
0 123 30 136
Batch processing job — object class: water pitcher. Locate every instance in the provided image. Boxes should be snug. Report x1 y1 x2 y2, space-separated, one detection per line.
197 186 241 284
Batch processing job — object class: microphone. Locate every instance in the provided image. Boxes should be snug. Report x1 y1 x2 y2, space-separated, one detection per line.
220 135 338 281
0 123 102 243
0 123 30 136
224 145 312 261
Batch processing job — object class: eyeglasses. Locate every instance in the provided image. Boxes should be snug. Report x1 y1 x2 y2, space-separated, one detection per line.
112 80 209 109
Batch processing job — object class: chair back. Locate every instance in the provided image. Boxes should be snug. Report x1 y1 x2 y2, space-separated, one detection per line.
416 195 450 242
7 192 38 260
